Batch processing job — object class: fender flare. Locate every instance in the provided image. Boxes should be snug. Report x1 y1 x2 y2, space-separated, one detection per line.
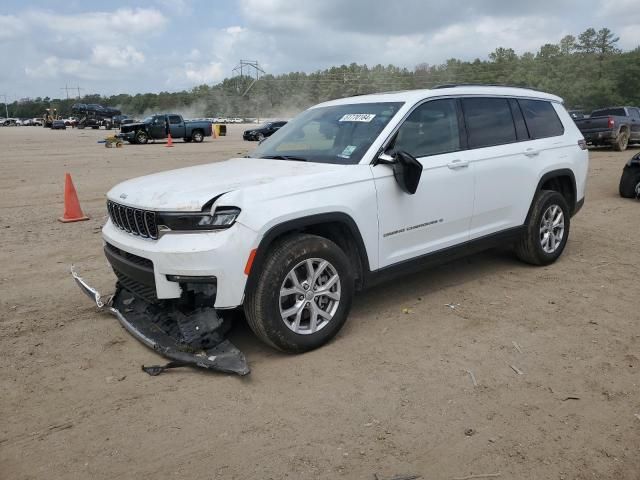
243 212 370 296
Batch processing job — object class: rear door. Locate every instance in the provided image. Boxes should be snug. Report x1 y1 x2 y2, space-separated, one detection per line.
168 115 186 138
462 97 537 237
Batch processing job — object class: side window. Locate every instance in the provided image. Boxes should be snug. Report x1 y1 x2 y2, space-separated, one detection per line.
169 115 182 125
392 99 461 158
461 97 517 148
630 108 640 120
518 99 564 139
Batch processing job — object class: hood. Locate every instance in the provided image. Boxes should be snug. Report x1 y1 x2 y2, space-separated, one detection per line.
107 157 346 211
120 122 147 132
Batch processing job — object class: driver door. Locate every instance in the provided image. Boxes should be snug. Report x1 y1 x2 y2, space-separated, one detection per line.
150 116 167 138
371 98 475 267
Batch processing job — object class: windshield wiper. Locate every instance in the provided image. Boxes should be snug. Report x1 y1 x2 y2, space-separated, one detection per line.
260 155 308 162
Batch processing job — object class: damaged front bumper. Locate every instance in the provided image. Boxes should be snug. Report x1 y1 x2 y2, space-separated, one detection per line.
71 267 250 376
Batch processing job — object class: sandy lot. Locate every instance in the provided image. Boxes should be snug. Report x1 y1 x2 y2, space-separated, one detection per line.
1 125 639 480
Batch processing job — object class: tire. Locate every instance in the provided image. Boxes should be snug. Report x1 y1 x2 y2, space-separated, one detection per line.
619 168 640 198
135 131 148 144
245 234 354 353
515 190 571 266
613 130 629 151
192 130 204 143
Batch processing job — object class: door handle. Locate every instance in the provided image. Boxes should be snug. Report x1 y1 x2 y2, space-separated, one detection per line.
447 159 469 170
524 148 540 157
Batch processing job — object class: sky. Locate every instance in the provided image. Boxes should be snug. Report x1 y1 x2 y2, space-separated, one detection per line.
1 0 639 100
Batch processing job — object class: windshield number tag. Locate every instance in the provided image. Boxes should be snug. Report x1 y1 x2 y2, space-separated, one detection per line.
339 113 376 123
338 145 357 158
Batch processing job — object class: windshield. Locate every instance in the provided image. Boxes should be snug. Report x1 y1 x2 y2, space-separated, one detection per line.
249 102 404 164
143 116 154 123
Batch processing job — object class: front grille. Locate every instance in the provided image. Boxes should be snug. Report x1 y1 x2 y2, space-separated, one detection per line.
107 200 158 239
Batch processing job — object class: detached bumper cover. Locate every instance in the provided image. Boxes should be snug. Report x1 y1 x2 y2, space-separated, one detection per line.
71 267 250 376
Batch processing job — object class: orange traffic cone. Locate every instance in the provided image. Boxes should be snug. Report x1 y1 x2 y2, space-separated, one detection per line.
58 173 89 223
165 133 174 147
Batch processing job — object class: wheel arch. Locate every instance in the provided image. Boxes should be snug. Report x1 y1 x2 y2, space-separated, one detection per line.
244 213 370 297
525 169 577 223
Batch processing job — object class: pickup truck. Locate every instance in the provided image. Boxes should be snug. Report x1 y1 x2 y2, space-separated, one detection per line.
575 106 640 151
118 114 213 144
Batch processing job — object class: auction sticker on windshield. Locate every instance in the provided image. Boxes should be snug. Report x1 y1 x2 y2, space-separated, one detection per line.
339 113 376 122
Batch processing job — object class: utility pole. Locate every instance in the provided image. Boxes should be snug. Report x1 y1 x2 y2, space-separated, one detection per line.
60 84 71 100
75 85 84 99
231 60 265 96
0 94 8 118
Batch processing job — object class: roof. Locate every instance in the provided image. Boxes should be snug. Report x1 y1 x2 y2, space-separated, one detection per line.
313 86 563 108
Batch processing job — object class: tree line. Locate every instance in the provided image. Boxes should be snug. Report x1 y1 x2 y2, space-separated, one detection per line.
5 27 639 120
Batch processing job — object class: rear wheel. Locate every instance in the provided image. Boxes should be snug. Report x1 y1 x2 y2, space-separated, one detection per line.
613 130 629 151
515 190 570 266
619 168 640 198
245 234 354 353
192 130 204 143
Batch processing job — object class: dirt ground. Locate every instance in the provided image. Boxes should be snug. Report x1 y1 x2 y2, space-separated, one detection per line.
1 125 639 480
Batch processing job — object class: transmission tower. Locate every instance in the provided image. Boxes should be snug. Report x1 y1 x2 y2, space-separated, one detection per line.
232 60 265 96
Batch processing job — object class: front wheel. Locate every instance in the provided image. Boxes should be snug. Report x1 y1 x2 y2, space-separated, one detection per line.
135 131 148 144
515 190 571 266
245 234 354 353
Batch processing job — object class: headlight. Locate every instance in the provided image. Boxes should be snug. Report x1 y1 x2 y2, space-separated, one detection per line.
157 207 241 231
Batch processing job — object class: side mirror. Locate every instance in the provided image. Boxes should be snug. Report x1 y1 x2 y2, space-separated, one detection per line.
377 151 422 194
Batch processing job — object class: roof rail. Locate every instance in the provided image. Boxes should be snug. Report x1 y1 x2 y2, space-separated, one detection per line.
432 83 543 92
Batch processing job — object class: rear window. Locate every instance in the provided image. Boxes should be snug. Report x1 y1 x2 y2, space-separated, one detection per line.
461 97 517 148
518 99 564 139
591 108 626 117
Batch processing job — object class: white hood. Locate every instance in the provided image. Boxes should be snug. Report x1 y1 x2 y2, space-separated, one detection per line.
107 157 346 211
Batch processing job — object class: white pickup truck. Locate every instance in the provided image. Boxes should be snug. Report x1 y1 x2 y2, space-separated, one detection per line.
74 85 588 375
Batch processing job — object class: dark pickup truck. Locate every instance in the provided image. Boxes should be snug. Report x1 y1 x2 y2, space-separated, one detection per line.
575 106 640 151
119 114 212 144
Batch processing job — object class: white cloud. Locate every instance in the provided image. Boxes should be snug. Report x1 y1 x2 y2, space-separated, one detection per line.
0 14 25 40
91 45 145 68
184 62 225 83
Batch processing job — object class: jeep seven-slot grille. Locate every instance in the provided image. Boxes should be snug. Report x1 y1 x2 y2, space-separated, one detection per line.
107 200 158 239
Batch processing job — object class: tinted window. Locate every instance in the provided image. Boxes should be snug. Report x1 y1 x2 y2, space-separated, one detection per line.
169 115 182 124
462 98 516 148
393 99 461 157
591 108 626 117
518 99 564 139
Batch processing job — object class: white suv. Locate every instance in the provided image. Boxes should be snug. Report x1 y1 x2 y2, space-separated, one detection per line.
76 86 588 373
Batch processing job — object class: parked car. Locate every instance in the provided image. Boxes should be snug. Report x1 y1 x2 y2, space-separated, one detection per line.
575 106 640 151
619 152 640 199
51 120 67 130
243 121 287 141
73 86 588 374
118 114 212 144
2 118 20 126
